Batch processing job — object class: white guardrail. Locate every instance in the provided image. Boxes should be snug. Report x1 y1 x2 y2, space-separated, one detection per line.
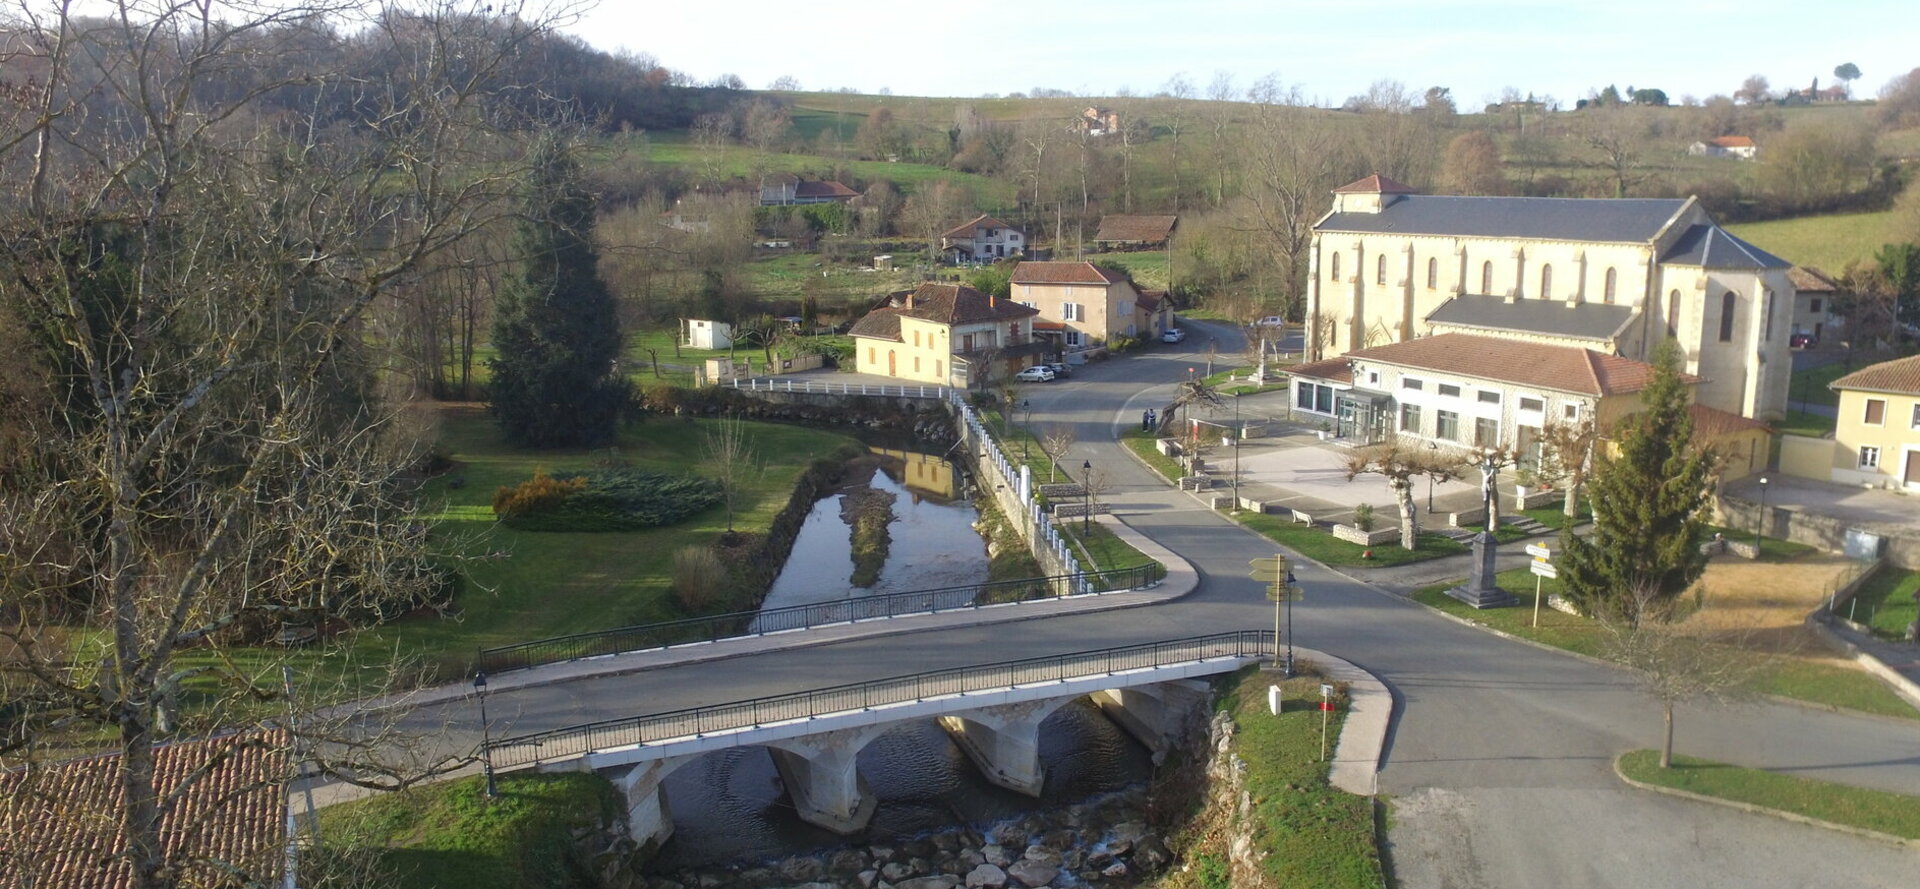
728 378 951 399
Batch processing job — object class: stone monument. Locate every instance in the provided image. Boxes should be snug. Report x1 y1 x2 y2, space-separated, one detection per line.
1448 452 1515 608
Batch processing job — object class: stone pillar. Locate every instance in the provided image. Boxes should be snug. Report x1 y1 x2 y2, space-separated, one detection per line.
764 725 891 834
604 757 692 851
1091 680 1209 764
939 698 1071 796
1445 531 1516 608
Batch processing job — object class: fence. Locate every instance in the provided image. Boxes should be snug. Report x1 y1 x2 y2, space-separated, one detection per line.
473 564 1164 675
729 378 951 399
949 391 1086 584
484 630 1274 769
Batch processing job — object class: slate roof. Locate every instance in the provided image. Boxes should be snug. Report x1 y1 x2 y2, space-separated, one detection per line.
1333 174 1416 194
1093 215 1178 243
1787 266 1840 293
1425 295 1637 343
1659 224 1791 269
1831 354 1920 397
1316 195 1689 243
0 731 290 889
848 283 1037 342
1012 261 1127 285
1341 333 1674 397
942 214 1019 239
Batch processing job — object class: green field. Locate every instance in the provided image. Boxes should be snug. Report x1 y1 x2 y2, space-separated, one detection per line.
1728 210 1894 273
1843 567 1920 639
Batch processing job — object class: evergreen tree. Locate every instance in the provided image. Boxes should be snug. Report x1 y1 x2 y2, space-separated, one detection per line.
489 135 627 447
1556 341 1713 625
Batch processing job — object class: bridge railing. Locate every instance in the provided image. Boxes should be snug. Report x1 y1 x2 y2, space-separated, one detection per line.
728 378 951 399
473 564 1165 675
485 630 1273 769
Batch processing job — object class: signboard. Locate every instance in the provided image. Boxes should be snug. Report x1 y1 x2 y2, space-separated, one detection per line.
1530 559 1558 579
1525 543 1552 559
1265 587 1304 602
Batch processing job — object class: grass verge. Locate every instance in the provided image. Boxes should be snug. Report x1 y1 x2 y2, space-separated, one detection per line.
1843 567 1920 640
1058 519 1152 576
1703 523 1818 561
1776 409 1836 438
310 773 622 889
1617 750 1920 841
1411 573 1919 719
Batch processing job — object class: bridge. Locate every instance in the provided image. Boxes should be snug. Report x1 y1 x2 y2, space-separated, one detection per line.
484 632 1273 848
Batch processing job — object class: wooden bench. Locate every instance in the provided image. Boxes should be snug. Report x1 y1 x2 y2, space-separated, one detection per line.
1291 508 1315 525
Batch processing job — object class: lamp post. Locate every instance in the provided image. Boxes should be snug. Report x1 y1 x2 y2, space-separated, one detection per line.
1081 459 1092 533
1426 440 1439 513
1020 398 1031 462
1232 393 1242 509
474 672 497 798
1756 476 1770 549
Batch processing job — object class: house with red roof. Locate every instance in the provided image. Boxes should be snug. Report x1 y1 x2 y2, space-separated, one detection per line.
848 283 1043 387
940 214 1025 262
1010 261 1173 356
1779 354 1920 490
1687 135 1759 159
759 175 860 206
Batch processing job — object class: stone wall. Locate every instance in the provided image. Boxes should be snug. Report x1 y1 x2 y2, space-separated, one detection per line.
1715 494 1920 569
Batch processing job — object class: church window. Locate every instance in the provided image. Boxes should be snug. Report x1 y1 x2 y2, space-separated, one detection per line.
1376 254 1387 285
1603 268 1617 304
1481 261 1493 294
1540 265 1553 300
1667 290 1681 338
1427 257 1438 289
1719 292 1736 342
1331 253 1342 281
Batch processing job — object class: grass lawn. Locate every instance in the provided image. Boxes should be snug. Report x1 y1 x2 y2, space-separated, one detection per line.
1411 573 1920 719
1058 520 1154 577
1617 750 1920 840
1775 409 1836 438
1843 567 1920 640
1156 667 1380 889
1702 523 1818 561
1726 209 1893 273
1786 361 1856 408
1091 250 1169 289
313 772 620 889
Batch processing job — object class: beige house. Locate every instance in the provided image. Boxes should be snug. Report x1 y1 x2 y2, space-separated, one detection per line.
1010 261 1172 355
1307 174 1794 421
849 283 1042 387
1786 265 1843 345
1782 355 1920 490
941 214 1025 262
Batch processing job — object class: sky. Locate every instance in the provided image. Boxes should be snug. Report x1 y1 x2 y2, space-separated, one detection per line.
562 0 1913 108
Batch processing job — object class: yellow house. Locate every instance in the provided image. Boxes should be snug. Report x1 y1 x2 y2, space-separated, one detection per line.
849 283 1042 387
1010 261 1173 355
1814 355 1920 490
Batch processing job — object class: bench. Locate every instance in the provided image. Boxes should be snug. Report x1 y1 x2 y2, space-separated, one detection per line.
1291 508 1315 525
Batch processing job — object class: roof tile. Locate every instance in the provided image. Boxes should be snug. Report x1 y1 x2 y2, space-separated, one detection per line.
1092 215 1178 243
1343 333 1673 397
1831 354 1920 397
1012 261 1126 285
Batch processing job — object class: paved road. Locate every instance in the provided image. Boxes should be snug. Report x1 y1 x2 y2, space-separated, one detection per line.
400 319 1920 886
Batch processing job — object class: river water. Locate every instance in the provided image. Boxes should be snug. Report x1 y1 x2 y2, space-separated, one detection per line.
649 447 1154 872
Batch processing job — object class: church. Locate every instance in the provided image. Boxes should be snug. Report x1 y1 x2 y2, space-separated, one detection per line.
1304 175 1793 424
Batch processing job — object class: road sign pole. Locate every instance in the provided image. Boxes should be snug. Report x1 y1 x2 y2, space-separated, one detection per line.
1533 574 1543 628
1285 568 1295 678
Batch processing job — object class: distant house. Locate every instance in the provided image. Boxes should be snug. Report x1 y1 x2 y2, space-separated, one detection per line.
1786 266 1843 344
759 175 860 206
1687 136 1758 159
1011 261 1174 354
1092 214 1178 248
941 214 1026 262
661 203 711 233
684 318 733 350
0 731 291 889
848 282 1043 388
1078 106 1121 136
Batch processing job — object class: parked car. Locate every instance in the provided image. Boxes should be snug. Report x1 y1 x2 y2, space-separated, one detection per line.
1253 315 1286 327
1789 333 1816 349
1013 365 1055 382
1161 328 1186 343
1045 362 1071 377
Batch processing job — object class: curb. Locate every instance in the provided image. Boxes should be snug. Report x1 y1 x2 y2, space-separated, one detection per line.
1611 753 1919 849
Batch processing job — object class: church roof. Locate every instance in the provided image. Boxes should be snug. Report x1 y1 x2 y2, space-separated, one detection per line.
1342 333 1674 398
1659 224 1791 269
1317 195 1689 243
1425 295 1638 343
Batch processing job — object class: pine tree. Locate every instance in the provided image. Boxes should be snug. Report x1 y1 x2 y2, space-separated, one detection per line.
489 135 627 447
1556 340 1713 625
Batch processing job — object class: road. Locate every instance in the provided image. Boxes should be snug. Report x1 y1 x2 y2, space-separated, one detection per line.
402 319 1920 886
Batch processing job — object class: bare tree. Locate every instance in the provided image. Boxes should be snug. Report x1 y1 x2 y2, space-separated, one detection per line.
1343 438 1469 550
703 413 761 534
1238 93 1354 323
1602 585 1763 768
0 4 562 887
1038 426 1078 483
900 179 969 263
1537 418 1603 524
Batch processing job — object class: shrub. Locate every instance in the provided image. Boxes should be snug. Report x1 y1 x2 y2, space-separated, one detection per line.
492 470 586 519
1353 503 1376 532
672 546 727 612
495 467 723 532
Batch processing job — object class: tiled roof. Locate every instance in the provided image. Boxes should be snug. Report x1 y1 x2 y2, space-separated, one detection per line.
1690 403 1770 439
1709 136 1756 148
942 214 1019 239
1318 195 1688 243
1092 215 1178 243
1831 354 1920 397
792 179 859 199
1288 357 1355 384
0 731 290 889
1659 224 1791 269
1425 295 1636 343
1136 289 1166 312
1787 266 1839 292
1012 261 1126 285
1347 333 1673 397
849 283 1035 340
1332 174 1416 194
848 306 904 341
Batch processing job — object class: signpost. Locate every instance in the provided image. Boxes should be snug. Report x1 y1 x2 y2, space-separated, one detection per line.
1526 543 1555 627
1250 555 1302 677
1319 683 1335 761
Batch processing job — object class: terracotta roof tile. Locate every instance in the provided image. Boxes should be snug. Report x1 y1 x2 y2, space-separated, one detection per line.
1332 173 1416 194
849 283 1035 341
1012 261 1126 285
1831 354 1920 397
0 731 290 889
847 306 903 341
1787 266 1839 292
1092 215 1178 243
1690 403 1770 439
1288 357 1355 384
1346 333 1675 397
941 214 1019 239
1708 136 1756 148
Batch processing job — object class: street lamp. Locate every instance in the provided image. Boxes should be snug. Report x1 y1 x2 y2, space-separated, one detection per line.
1020 398 1031 463
1756 476 1770 549
1081 459 1093 533
1426 440 1439 513
474 672 497 798
1232 393 1242 509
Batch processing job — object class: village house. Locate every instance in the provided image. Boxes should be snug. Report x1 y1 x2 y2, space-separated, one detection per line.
941 214 1026 262
849 282 1044 388
1078 106 1122 136
1687 135 1759 159
1092 214 1178 249
1786 265 1843 345
1780 354 1920 491
1306 174 1794 421
1009 261 1173 356
758 175 860 206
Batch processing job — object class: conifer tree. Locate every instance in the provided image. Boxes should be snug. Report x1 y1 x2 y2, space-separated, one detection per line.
1556 340 1713 625
489 134 627 446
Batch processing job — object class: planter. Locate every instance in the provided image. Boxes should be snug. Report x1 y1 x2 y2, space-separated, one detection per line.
1514 487 1564 510
1332 524 1400 546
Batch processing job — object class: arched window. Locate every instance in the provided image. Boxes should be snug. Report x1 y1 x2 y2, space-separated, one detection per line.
1331 252 1342 282
1666 290 1681 337
1481 261 1493 294
1376 254 1387 285
1427 257 1438 289
1603 268 1618 304
1718 292 1736 342
1539 264 1553 300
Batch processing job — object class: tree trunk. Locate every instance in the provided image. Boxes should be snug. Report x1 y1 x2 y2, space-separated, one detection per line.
1395 478 1419 550
1660 701 1675 768
1564 478 1581 522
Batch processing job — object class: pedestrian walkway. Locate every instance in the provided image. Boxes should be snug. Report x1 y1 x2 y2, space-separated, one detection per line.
1813 613 1920 710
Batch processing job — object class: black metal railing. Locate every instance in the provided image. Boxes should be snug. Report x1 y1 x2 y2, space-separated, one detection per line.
473 564 1166 675
483 630 1271 769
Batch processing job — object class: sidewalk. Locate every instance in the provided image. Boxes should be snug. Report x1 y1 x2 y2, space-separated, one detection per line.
1810 613 1920 711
